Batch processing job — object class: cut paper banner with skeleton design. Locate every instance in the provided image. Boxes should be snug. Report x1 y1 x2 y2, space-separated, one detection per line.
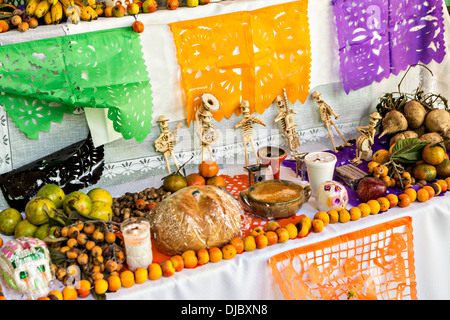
332 0 447 94
170 0 312 124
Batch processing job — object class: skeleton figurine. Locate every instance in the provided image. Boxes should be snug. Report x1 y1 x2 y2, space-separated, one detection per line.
154 115 183 174
311 91 352 153
235 100 266 167
274 88 301 156
196 93 220 162
350 112 382 165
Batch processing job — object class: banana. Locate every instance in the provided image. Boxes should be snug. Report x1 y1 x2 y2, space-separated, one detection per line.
43 10 52 24
85 5 97 19
59 0 74 8
26 0 42 16
47 0 58 5
86 0 95 8
73 0 85 7
50 0 62 24
79 5 91 21
69 10 80 24
34 0 50 18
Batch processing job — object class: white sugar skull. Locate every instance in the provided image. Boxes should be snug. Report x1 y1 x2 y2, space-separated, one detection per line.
315 181 348 212
0 237 54 300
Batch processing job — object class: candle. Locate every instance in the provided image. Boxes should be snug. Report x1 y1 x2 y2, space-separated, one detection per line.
121 217 153 271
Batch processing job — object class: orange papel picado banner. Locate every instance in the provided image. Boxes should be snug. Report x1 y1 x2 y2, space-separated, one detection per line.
170 0 311 124
268 217 417 300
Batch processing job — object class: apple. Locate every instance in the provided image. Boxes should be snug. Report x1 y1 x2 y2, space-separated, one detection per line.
199 0 209 4
127 2 140 15
104 6 113 17
142 0 157 13
112 4 126 17
356 177 387 203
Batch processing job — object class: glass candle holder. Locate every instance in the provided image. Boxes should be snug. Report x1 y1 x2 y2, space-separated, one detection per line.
120 217 153 271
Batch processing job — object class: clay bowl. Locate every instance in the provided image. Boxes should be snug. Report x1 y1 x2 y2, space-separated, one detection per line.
240 180 312 220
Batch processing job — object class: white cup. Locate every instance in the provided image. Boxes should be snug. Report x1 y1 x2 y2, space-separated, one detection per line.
304 152 337 196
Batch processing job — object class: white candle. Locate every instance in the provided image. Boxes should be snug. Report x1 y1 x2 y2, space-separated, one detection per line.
121 218 153 271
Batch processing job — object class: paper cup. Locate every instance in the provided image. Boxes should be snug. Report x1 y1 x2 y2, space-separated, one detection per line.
304 152 337 196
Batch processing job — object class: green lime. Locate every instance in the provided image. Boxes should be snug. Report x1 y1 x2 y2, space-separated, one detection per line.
163 175 187 193
14 219 38 238
87 188 113 207
89 202 112 221
25 197 57 226
0 208 23 236
36 184 65 208
63 191 93 216
34 223 50 240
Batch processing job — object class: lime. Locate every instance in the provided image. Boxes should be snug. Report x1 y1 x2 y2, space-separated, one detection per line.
14 219 38 238
36 184 66 208
163 175 187 193
34 223 50 240
89 202 113 221
87 188 113 207
25 197 57 226
0 208 23 236
63 191 93 216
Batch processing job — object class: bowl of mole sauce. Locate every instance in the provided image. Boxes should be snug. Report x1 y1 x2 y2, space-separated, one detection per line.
240 180 312 220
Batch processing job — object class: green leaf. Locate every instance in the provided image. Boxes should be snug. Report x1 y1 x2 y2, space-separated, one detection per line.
391 138 430 163
48 247 68 265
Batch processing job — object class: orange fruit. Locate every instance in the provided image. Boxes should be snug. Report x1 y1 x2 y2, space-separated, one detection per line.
94 279 108 295
338 209 350 223
243 235 257 251
170 255 184 272
186 173 206 186
181 250 198 268
134 267 149 284
265 231 278 245
198 161 220 178
385 194 398 208
265 221 281 231
377 197 390 212
206 176 227 188
148 263 163 280
403 188 417 202
413 164 437 183
76 279 91 298
423 185 435 199
132 20 144 33
314 211 330 226
250 227 265 237
422 144 446 166
163 174 187 193
0 237 3 249
436 179 448 193
254 234 269 249
372 149 390 164
312 219 324 232
357 203 371 218
284 223 298 239
197 249 210 265
0 20 9 33
430 182 442 196
327 209 339 223
367 161 380 173
48 290 63 300
37 296 50 300
62 286 78 300
397 193 411 208
276 227 290 243
349 207 361 221
230 237 244 254
445 177 450 189
120 270 135 288
366 200 380 215
222 244 237 260
417 188 429 202
208 247 223 263
107 275 122 291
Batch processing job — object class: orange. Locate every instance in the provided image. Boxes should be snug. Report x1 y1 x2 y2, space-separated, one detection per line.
250 227 265 237
327 210 339 224
386 194 399 208
94 279 108 295
170 255 184 272
349 207 361 221
37 296 50 300
423 185 435 199
338 209 350 223
0 237 3 249
198 161 220 178
197 249 210 265
230 237 244 254
181 250 198 268
403 188 417 202
254 234 269 249
436 179 448 193
222 244 237 260
413 164 437 183
430 182 442 196
312 219 324 232
243 235 256 251
372 149 390 164
314 211 330 226
134 267 148 284
357 203 371 218
284 223 298 239
367 161 380 173
120 270 135 288
417 188 429 202
0 20 9 33
265 231 278 245
105 232 116 244
107 275 122 291
206 176 227 188
62 286 78 300
48 290 63 300
367 200 380 215
148 263 163 280
163 174 187 193
209 247 223 263
76 279 91 298
422 144 446 166
132 20 144 33
397 193 411 208
445 177 450 189
276 227 290 243
186 173 206 186
377 197 390 212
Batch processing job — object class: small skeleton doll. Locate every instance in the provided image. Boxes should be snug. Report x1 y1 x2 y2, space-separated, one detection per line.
311 91 352 153
195 93 220 162
274 88 301 157
154 115 183 174
350 112 382 165
235 100 266 167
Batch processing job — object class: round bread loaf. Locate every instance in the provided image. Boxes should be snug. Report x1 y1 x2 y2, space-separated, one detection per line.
148 185 243 256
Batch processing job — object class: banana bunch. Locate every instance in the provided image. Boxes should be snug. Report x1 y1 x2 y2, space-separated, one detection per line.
26 0 63 24
60 0 80 24
74 0 98 21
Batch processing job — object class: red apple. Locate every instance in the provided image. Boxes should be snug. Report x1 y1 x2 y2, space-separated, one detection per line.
356 177 387 202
